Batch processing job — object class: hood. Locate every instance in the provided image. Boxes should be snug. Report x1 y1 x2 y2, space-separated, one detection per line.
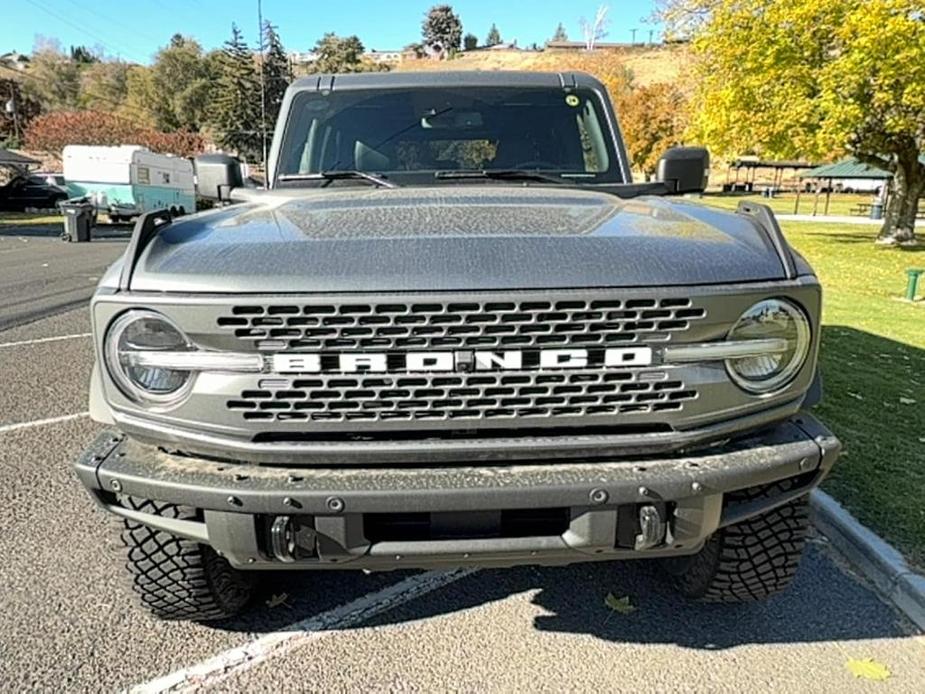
128 186 786 293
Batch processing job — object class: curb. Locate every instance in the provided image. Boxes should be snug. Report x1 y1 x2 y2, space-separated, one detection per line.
811 490 925 631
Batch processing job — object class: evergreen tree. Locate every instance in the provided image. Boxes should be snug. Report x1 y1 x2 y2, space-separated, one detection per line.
312 33 366 73
211 24 261 161
552 22 569 42
485 23 502 46
422 5 463 58
262 22 291 131
463 33 478 51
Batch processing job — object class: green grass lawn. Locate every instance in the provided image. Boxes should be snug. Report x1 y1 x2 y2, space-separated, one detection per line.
761 220 925 567
702 191 875 218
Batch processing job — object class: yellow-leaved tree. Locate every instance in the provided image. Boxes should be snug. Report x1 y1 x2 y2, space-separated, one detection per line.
664 0 925 243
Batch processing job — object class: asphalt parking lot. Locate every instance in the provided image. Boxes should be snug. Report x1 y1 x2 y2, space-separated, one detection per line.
0 225 923 692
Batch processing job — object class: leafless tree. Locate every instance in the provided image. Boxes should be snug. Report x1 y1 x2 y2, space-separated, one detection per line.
579 5 610 50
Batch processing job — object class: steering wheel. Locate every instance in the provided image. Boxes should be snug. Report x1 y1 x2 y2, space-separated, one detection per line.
514 160 559 170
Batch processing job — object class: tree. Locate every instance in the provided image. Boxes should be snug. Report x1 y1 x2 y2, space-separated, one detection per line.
0 78 41 147
24 110 204 157
69 45 99 65
422 5 463 58
463 33 478 51
580 5 610 50
210 24 262 161
262 22 291 129
153 36 213 131
680 0 925 243
620 83 689 176
486 23 502 47
22 47 81 111
552 22 569 42
79 60 130 111
311 33 366 73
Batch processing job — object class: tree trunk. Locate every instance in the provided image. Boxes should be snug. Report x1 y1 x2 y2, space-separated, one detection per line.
878 152 925 245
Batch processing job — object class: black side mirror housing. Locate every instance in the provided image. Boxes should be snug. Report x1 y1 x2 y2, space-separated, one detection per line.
657 146 710 194
194 153 244 202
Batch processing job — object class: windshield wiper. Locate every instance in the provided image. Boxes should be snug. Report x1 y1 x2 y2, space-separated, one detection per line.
434 169 567 185
277 171 397 188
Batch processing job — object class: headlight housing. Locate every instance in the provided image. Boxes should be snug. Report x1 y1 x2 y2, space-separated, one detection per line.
104 310 194 407
726 299 811 394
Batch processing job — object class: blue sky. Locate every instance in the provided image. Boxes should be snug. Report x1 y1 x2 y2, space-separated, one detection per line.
4 0 661 63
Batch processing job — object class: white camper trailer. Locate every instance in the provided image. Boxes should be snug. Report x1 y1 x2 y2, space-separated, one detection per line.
63 145 195 221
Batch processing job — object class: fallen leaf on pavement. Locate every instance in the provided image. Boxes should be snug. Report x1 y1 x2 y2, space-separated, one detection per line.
604 593 636 615
845 658 891 681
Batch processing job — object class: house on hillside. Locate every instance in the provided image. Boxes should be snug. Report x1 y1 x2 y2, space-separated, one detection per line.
0 51 30 71
365 50 402 65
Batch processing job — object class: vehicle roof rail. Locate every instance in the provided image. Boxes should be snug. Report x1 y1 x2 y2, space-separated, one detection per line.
735 201 797 279
118 209 172 292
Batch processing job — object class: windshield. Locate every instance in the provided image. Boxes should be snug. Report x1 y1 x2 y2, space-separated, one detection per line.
275 86 624 185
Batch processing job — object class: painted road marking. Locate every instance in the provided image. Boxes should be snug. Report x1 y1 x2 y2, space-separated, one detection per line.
0 332 91 349
130 568 477 693
0 412 90 434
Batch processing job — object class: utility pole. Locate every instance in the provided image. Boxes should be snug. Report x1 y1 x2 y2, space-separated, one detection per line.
648 29 654 44
5 86 20 144
257 0 268 185
631 28 637 44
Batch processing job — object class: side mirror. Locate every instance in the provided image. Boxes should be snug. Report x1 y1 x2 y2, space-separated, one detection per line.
194 153 244 202
657 146 710 194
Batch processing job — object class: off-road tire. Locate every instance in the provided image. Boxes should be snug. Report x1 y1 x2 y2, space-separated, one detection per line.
666 480 811 602
119 496 253 621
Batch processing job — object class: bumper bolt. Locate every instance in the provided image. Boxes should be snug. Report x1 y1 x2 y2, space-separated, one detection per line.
227 495 242 507
110 479 122 492
326 496 345 513
638 486 651 497
589 488 609 505
283 497 301 509
691 481 703 494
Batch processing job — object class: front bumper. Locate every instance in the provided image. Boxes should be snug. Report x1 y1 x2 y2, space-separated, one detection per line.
75 414 839 570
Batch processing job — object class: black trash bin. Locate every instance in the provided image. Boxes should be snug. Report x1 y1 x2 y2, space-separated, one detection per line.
61 200 95 242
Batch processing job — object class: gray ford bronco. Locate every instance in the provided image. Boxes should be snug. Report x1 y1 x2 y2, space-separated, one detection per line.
75 71 840 621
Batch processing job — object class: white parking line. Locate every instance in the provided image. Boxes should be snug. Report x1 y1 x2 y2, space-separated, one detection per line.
0 411 90 434
130 568 477 693
0 332 91 349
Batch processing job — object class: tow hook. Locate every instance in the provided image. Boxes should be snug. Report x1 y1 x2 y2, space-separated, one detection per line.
635 505 673 550
270 515 296 563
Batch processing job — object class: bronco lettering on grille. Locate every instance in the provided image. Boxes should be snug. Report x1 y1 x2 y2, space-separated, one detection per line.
271 347 653 374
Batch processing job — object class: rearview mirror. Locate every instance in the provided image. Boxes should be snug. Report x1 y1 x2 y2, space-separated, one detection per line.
657 147 710 194
194 153 244 202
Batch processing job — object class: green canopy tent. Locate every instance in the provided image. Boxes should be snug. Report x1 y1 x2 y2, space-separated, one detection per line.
796 159 891 216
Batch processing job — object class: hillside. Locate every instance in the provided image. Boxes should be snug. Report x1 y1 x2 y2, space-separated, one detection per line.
396 44 691 89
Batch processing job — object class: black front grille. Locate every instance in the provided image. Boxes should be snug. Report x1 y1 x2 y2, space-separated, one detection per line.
227 369 697 423
217 297 706 351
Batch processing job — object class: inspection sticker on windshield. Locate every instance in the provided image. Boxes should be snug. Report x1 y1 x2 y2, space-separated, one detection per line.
565 94 580 107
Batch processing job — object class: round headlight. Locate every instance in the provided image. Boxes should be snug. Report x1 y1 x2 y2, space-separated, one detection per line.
726 299 811 394
104 310 194 406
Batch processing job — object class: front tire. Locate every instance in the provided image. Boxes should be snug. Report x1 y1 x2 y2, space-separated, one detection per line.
665 480 811 602
119 497 253 621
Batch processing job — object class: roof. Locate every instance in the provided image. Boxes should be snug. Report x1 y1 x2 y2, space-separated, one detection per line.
0 149 39 167
800 158 892 179
290 70 602 91
730 159 815 170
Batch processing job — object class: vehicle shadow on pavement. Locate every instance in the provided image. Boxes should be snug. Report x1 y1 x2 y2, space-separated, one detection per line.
209 543 910 647
361 544 912 648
